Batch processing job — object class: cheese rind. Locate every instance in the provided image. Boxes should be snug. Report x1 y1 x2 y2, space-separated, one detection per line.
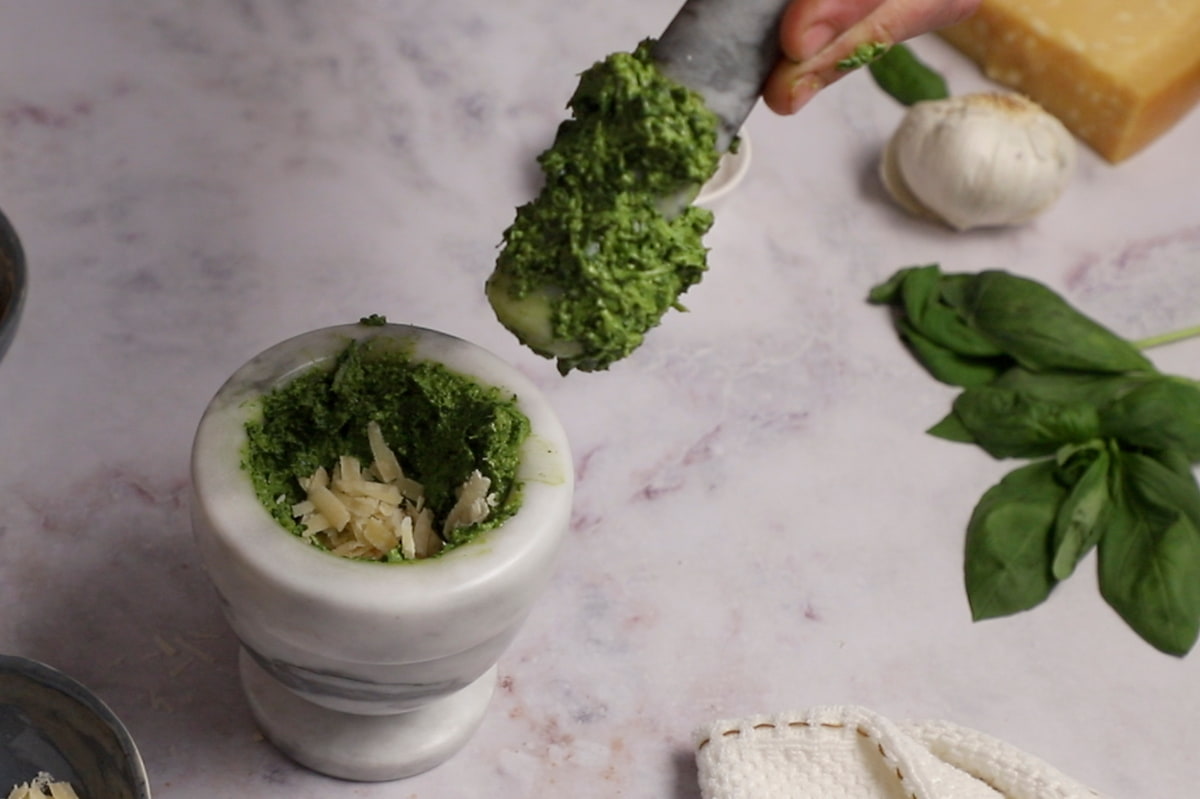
940 0 1200 162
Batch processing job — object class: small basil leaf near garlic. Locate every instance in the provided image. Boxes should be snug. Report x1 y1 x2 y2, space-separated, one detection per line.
866 43 949 106
880 92 1076 231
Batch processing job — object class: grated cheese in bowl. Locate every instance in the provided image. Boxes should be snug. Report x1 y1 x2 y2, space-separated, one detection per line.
6 773 80 799
291 421 497 561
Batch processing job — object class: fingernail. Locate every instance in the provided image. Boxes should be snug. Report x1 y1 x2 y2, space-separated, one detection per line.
798 22 837 62
788 75 823 113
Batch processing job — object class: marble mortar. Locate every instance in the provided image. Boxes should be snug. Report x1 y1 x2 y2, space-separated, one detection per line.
189 323 574 781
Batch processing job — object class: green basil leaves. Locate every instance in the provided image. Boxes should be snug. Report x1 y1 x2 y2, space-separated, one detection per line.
869 265 1153 383
1098 377 1200 460
1098 450 1200 655
835 41 949 106
872 265 1200 655
945 386 1101 459
1052 443 1111 580
957 270 1154 374
965 459 1065 619
865 43 950 106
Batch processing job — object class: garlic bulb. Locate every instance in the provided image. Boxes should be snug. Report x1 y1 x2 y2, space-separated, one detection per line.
879 92 1076 231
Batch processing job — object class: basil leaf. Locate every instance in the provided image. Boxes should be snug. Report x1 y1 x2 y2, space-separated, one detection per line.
1052 445 1111 579
1099 377 1200 461
991 367 1154 407
937 272 972 313
1130 448 1200 531
1097 450 1200 655
867 265 921 304
895 264 946 332
1151 447 1200 499
1054 439 1107 483
899 322 1008 387
949 386 1102 459
895 264 945 327
870 265 1009 386
961 271 1155 375
927 411 975 444
867 43 949 106
908 274 1005 357
874 265 1005 357
965 459 1066 620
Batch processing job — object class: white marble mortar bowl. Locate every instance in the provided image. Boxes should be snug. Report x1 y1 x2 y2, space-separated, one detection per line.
190 323 573 781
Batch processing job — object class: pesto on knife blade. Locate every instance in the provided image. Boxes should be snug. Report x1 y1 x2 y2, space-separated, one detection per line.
242 337 531 558
487 39 723 374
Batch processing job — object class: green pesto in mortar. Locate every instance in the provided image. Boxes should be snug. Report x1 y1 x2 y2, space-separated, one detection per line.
242 336 531 559
487 39 722 374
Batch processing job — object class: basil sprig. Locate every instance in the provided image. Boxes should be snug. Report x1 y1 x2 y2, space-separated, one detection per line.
836 41 950 106
866 43 949 106
871 265 1200 655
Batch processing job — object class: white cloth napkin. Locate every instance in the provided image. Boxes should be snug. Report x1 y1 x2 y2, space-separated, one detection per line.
694 705 1106 799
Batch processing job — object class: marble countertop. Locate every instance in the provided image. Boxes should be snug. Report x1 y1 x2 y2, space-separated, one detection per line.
2 1 1199 796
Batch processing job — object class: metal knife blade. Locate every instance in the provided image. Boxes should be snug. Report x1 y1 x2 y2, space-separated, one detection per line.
652 0 793 151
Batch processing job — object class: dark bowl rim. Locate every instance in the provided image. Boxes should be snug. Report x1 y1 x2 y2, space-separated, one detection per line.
0 654 152 799
0 206 27 354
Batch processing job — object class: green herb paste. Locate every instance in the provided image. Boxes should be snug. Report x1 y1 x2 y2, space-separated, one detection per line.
242 337 531 558
487 39 722 374
836 41 889 71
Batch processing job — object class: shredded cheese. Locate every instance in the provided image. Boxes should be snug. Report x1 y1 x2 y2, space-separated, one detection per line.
6 773 81 799
291 421 497 561
442 469 496 537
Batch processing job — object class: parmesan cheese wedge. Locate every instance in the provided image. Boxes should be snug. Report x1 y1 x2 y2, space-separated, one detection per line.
941 0 1200 162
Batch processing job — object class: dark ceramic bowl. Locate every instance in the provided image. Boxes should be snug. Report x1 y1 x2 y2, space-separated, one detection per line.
0 655 150 798
0 207 26 364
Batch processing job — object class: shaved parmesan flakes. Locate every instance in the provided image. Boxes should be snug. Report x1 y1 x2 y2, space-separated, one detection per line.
6 773 81 799
443 470 496 537
292 425 498 561
367 420 403 482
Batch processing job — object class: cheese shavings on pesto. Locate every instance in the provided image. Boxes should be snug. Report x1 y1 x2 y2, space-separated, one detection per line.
487 38 722 374
243 337 530 561
292 422 496 560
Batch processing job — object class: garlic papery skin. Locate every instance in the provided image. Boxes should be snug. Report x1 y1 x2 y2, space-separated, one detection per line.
879 92 1076 231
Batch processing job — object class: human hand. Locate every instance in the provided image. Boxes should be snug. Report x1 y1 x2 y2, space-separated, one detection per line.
762 0 979 114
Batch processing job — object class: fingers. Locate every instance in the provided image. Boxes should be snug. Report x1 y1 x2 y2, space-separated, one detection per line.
762 0 980 115
778 0 890 63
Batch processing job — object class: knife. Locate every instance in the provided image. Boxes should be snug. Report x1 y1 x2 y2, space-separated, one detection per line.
652 0 793 152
